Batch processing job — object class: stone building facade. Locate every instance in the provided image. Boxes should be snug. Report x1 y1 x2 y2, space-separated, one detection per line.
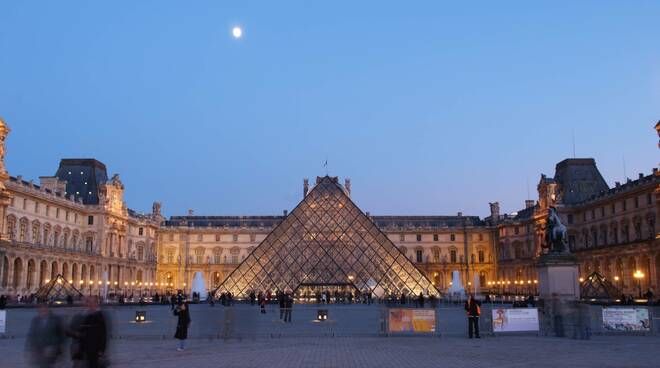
495 158 660 296
0 118 657 298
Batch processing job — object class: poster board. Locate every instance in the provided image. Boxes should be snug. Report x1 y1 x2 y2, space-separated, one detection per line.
492 308 539 333
0 310 5 334
602 308 650 332
388 308 436 333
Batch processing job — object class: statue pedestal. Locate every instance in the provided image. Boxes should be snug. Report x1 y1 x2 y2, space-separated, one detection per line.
537 253 580 301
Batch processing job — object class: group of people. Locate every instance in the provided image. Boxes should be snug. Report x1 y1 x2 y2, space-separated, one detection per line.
25 296 108 368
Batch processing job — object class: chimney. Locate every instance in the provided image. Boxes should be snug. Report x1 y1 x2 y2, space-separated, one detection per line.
525 200 535 209
615 181 621 188
457 212 462 217
344 178 351 196
638 173 644 179
653 168 658 174
489 202 500 223
283 209 288 216
188 209 194 216
365 211 370 217
303 178 309 197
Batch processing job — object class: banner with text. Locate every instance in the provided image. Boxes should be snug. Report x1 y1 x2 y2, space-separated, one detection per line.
388 308 436 333
602 308 650 332
492 308 539 333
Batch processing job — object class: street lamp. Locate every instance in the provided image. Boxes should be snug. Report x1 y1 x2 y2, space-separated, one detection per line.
633 270 644 298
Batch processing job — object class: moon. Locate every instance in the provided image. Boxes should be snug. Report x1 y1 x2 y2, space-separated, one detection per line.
232 26 242 39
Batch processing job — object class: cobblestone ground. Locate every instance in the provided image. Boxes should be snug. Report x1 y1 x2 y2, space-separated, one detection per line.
1 334 658 368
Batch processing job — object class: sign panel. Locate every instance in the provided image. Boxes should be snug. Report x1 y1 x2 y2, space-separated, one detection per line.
388 308 436 333
0 310 5 334
492 308 539 333
602 308 650 332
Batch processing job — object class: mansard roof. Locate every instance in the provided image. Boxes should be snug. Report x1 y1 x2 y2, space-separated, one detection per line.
554 158 609 205
55 158 109 205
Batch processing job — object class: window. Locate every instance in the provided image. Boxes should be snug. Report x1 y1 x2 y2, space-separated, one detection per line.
197 234 203 241
215 234 221 242
478 250 485 263
611 203 615 214
415 249 423 263
6 217 15 240
233 234 239 242
622 200 627 211
195 249 204 264
32 224 40 244
450 249 457 263
432 249 440 263
399 234 405 242
568 235 576 250
567 214 573 225
87 216 94 225
213 249 222 264
46 205 50 217
450 234 456 242
55 208 60 219
137 245 144 261
433 234 438 242
416 234 422 242
169 233 174 241
600 207 605 217
514 226 519 235
139 227 144 236
647 193 653 205
65 211 69 221
22 198 27 210
86 237 93 252
478 233 484 241
250 234 256 242
591 209 595 219
634 196 639 209
19 221 27 242
167 250 175 264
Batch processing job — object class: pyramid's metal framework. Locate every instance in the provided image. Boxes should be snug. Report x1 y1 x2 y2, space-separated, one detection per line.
214 176 439 298
34 274 83 301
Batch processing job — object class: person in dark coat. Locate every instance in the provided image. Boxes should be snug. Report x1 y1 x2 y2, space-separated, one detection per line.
174 302 191 351
65 311 86 368
284 293 293 323
464 294 481 338
80 297 109 368
25 303 64 368
278 291 285 321
0 294 7 309
418 292 424 308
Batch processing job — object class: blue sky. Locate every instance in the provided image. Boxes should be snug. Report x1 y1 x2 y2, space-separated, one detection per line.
1 1 658 217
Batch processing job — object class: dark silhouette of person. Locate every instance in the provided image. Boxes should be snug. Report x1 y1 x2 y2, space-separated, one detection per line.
26 303 64 367
464 294 481 339
174 302 191 351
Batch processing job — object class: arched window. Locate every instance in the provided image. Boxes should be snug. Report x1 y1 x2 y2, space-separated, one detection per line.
6 216 16 240
137 244 144 261
450 249 457 263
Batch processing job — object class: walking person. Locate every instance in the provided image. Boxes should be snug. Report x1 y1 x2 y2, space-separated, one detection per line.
80 296 109 368
65 311 86 368
418 292 424 308
464 294 481 338
174 302 191 351
259 293 267 314
278 291 285 321
284 292 293 323
25 303 64 368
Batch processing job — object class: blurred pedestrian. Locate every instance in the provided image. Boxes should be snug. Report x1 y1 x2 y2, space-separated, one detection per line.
418 292 425 308
65 310 86 367
80 296 109 368
0 294 6 309
25 303 64 368
174 302 191 351
278 291 285 321
284 292 293 322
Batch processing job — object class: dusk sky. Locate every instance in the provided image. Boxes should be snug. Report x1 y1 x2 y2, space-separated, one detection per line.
1 1 658 218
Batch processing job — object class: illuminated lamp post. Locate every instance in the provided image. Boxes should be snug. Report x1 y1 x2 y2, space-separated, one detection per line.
633 270 644 298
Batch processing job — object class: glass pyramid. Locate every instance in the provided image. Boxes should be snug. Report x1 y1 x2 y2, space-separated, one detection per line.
214 176 439 299
34 274 83 302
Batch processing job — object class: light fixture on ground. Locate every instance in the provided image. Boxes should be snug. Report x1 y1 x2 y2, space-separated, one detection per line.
135 311 146 323
317 309 328 321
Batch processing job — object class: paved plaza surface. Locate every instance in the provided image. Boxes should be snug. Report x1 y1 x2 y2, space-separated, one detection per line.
1 334 658 368
2 304 659 367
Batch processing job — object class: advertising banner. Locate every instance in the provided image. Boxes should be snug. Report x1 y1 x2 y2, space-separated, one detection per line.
0 310 5 334
602 308 650 332
492 308 539 333
388 308 436 333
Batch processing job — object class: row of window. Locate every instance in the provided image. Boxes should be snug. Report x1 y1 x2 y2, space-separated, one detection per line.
567 193 654 224
164 251 241 265
165 233 258 243
11 196 84 224
408 248 487 264
400 233 486 242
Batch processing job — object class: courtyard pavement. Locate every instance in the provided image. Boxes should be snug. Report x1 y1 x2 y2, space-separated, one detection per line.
1 334 658 367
